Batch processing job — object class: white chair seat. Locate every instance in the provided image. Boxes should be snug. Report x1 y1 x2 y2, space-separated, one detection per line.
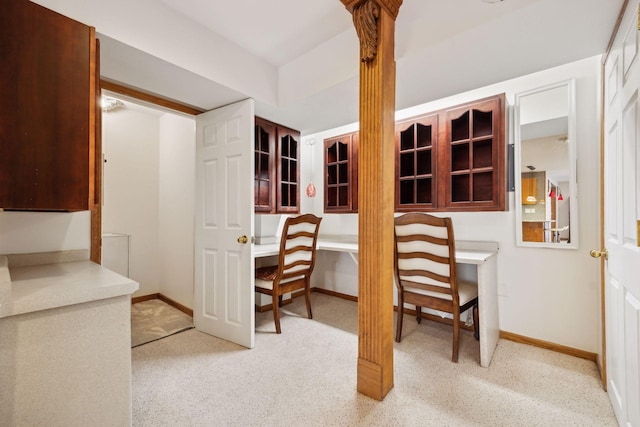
255 275 305 291
403 280 478 306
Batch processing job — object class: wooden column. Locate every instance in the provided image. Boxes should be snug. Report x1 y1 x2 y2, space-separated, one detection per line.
340 0 402 401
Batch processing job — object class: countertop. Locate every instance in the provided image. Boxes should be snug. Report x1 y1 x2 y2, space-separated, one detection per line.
0 255 138 319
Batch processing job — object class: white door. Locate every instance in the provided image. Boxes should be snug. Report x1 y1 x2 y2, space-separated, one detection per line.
603 2 640 424
194 99 255 348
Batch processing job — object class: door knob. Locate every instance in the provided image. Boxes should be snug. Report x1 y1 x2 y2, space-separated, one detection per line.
237 235 248 244
589 249 608 260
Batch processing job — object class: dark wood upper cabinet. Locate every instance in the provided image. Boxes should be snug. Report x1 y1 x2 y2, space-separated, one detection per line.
276 126 300 213
324 132 358 213
394 94 506 212
254 117 300 214
395 114 438 211
442 94 505 211
0 0 99 211
254 117 276 213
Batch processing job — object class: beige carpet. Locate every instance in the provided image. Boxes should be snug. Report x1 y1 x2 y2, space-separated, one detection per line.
131 293 616 426
131 299 194 348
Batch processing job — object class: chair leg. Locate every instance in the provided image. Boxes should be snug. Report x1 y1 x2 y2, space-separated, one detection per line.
304 279 313 320
416 306 422 324
452 310 460 363
395 290 404 343
272 295 281 334
473 303 479 341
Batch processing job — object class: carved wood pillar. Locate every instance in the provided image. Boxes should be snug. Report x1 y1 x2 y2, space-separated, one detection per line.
340 0 402 401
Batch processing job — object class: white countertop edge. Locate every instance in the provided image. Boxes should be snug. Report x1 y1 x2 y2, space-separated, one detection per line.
0 260 139 319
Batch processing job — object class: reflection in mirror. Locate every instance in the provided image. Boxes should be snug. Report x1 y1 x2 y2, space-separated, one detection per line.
514 80 577 249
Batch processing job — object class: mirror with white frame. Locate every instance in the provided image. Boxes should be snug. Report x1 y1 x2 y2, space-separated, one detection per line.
514 80 578 249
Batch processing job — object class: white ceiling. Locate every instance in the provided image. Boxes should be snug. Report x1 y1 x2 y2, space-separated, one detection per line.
34 0 623 135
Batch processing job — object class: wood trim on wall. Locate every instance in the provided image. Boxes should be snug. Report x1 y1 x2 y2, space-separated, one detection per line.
131 293 194 317
500 331 597 362
100 79 206 116
131 293 160 304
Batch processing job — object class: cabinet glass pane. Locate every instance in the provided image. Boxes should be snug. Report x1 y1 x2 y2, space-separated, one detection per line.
472 172 493 201
327 143 337 163
416 123 432 148
338 142 348 160
259 127 269 152
281 183 289 206
289 184 297 207
338 163 348 183
473 110 493 137
451 111 470 141
451 143 470 171
259 153 269 179
416 178 431 203
327 164 337 185
339 185 348 206
400 152 415 177
281 136 290 157
400 126 415 150
327 187 337 207
289 160 297 182
255 181 270 206
416 150 432 175
473 139 493 169
451 175 470 202
281 159 289 180
399 180 414 205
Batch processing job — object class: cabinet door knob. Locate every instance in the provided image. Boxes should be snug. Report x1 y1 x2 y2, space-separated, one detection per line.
237 235 248 244
589 249 608 260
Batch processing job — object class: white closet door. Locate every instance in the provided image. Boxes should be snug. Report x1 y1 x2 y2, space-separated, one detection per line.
603 2 640 424
194 99 255 348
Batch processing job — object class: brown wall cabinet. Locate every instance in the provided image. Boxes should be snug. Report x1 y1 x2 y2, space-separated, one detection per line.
395 114 438 211
0 0 99 211
254 117 300 214
396 94 506 212
324 132 359 213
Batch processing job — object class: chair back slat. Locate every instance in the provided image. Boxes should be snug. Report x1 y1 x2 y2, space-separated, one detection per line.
399 279 453 296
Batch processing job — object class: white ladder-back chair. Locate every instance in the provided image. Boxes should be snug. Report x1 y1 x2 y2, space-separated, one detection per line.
255 214 322 333
394 212 479 362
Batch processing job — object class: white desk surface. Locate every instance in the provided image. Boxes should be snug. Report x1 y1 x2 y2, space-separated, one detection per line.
253 235 497 263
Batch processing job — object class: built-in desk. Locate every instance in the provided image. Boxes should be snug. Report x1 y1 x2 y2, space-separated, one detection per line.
254 236 499 367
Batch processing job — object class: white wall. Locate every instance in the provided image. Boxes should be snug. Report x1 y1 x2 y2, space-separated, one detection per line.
102 106 161 297
158 114 195 308
103 104 196 305
0 211 90 255
277 56 602 354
